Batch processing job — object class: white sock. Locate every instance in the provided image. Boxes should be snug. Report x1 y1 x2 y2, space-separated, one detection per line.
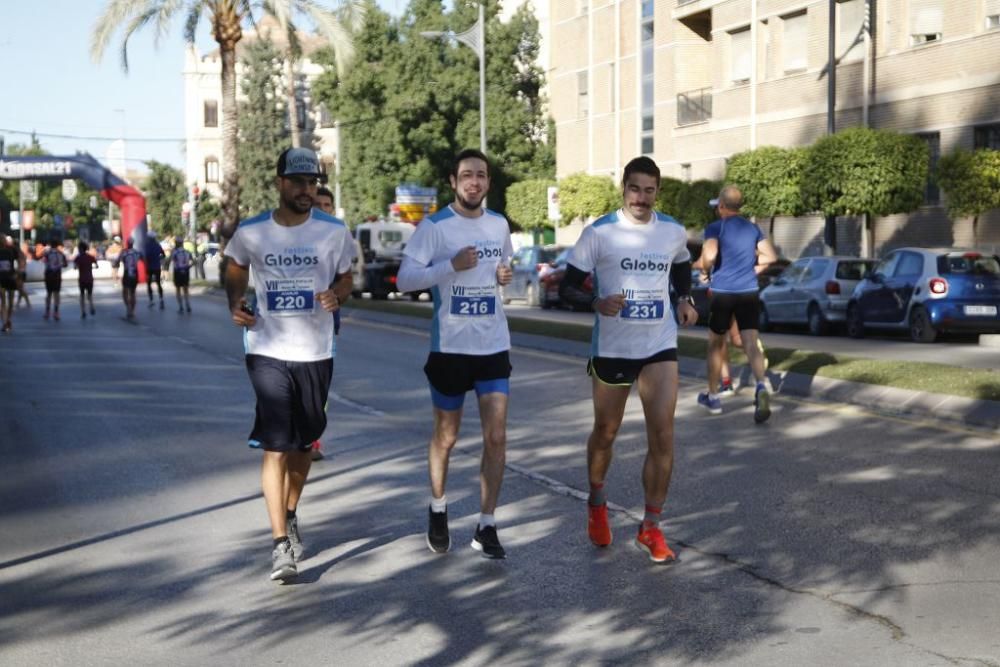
479 513 496 528
430 495 447 513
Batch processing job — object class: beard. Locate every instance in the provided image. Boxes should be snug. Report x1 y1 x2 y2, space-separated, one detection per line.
283 193 314 214
456 192 485 211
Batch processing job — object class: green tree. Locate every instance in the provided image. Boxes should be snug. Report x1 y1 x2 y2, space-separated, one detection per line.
725 146 808 236
558 173 618 224
505 179 554 230
655 176 687 219
313 0 554 222
141 161 188 239
676 179 722 230
802 127 927 252
937 148 1000 246
237 38 288 217
196 191 223 235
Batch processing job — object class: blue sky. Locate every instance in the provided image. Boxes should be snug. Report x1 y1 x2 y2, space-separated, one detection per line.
0 0 406 178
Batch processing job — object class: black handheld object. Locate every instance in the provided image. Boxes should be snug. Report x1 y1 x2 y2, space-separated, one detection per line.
240 301 255 316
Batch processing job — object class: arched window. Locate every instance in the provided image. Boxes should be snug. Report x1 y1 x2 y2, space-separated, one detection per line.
205 157 220 184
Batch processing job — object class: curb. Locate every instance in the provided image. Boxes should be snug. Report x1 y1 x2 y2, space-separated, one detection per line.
340 305 1000 433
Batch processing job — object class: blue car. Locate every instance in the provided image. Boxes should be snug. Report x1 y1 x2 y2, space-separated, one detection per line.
846 247 1000 343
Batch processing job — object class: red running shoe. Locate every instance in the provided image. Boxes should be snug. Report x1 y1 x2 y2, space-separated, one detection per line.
635 523 676 563
310 440 324 461
588 503 612 547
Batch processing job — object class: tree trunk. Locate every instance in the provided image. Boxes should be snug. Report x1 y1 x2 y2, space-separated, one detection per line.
973 215 979 247
284 55 301 148
219 43 240 242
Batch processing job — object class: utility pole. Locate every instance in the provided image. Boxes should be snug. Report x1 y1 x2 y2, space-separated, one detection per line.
824 0 837 255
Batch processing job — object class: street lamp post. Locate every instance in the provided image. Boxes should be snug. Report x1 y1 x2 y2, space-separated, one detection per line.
421 2 487 154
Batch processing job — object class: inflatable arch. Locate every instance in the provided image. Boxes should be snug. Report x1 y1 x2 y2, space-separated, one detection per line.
0 153 148 247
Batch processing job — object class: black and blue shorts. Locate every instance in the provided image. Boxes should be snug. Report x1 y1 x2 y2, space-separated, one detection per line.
173 270 190 287
588 348 677 386
424 351 511 411
245 354 333 452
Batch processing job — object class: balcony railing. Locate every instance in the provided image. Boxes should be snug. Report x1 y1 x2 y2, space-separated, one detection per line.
677 87 712 126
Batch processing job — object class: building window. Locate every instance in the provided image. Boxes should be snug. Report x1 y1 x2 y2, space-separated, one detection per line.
837 0 865 62
677 87 712 126
641 0 654 154
577 71 588 119
909 0 942 45
988 8 1000 30
203 100 218 128
974 123 1000 149
681 163 692 182
915 132 940 205
782 12 807 73
205 158 220 184
730 27 751 84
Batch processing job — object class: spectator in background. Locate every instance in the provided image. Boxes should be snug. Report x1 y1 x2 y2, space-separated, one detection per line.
73 241 98 319
106 236 123 286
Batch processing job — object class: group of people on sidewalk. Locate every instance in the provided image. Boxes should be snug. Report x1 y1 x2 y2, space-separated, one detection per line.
227 146 776 584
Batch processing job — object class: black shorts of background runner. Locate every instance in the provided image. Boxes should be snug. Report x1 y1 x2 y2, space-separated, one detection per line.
708 292 761 334
246 354 333 452
44 272 61 293
587 348 677 386
424 350 511 397
147 269 162 283
0 274 15 291
122 276 138 289
173 270 190 287
79 281 94 295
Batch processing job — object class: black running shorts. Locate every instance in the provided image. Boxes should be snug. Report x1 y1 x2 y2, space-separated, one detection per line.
44 272 61 293
0 274 15 292
122 275 138 289
79 281 94 295
709 292 761 334
588 348 678 386
147 269 162 283
245 354 333 452
173 270 190 287
424 351 512 398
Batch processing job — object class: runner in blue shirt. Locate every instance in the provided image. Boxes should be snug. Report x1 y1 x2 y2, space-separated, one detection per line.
697 186 778 423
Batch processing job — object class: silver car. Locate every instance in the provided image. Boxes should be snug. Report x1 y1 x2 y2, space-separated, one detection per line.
760 256 875 335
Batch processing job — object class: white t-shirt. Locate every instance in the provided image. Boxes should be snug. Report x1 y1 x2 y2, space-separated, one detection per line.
567 209 691 359
225 210 354 362
403 205 513 355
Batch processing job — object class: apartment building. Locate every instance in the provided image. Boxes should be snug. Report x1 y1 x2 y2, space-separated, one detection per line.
183 19 340 210
549 0 1000 256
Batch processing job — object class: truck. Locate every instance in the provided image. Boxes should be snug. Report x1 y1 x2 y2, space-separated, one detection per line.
350 185 437 300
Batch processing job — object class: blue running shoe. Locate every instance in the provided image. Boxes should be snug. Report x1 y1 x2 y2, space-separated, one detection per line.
697 392 722 415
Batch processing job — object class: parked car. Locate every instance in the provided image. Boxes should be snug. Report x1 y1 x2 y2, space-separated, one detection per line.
690 258 791 325
759 256 875 335
846 248 1000 343
539 248 594 311
502 244 565 307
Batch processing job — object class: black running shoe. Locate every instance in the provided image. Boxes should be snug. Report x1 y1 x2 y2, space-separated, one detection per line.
471 525 506 559
427 506 450 553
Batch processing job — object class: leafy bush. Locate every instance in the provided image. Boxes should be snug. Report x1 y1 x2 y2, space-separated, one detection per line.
937 148 1000 218
726 146 809 217
558 173 619 224
655 176 687 219
675 179 722 229
801 127 927 217
505 179 555 230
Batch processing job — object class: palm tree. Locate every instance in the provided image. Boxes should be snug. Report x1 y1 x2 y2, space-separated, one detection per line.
91 0 252 239
260 0 364 148
90 0 364 236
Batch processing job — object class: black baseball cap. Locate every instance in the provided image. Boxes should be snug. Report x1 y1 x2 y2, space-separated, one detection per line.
276 148 325 179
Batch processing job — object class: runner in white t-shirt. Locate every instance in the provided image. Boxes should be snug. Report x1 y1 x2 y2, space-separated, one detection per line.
559 156 698 564
397 148 514 560
224 147 354 583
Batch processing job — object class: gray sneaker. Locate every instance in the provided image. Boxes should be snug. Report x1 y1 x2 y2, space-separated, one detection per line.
287 517 303 561
270 540 297 582
754 386 771 424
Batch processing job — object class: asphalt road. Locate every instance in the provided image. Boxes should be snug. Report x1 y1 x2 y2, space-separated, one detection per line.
1 282 998 666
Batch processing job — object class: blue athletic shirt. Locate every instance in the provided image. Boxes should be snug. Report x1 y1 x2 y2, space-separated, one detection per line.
703 216 765 294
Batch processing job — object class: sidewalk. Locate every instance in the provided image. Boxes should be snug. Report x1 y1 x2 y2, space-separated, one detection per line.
342 305 1000 433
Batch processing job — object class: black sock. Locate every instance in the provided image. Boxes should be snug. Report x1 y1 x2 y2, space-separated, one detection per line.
274 536 290 548
286 509 296 520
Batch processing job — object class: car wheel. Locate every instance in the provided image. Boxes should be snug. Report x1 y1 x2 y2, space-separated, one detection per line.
526 282 538 307
807 303 829 336
371 291 388 301
909 306 938 343
846 303 865 338
409 292 421 302
758 304 772 332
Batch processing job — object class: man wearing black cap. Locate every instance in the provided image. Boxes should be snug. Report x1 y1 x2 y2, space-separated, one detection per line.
224 147 354 583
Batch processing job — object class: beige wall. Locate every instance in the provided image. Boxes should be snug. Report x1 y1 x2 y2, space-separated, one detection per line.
550 0 1000 255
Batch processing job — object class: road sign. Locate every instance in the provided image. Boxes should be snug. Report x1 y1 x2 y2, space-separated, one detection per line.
89 195 98 209
547 186 560 222
62 179 78 202
9 212 19 230
22 211 35 231
20 180 38 202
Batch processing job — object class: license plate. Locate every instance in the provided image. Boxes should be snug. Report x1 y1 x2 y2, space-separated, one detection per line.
964 305 997 316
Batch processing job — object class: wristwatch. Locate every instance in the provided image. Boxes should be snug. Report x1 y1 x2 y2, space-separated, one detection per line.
680 295 696 307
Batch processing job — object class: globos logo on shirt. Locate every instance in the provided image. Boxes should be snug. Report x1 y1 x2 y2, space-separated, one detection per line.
264 253 319 267
620 252 671 273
